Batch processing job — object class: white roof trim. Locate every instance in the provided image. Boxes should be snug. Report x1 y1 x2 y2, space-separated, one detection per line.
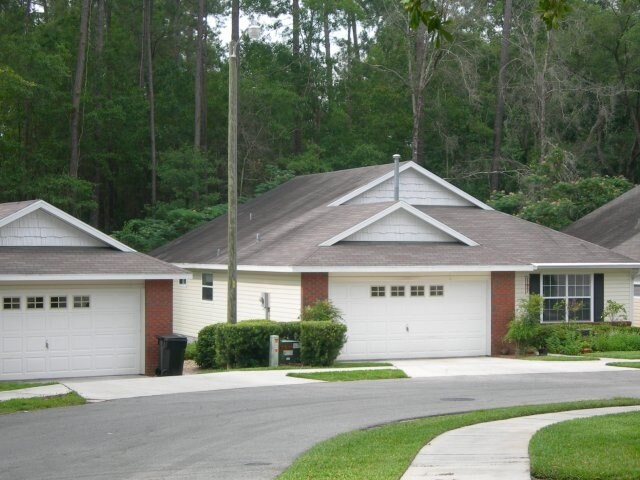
0 273 192 281
532 263 640 269
327 161 493 210
318 202 479 247
174 263 535 273
0 200 136 252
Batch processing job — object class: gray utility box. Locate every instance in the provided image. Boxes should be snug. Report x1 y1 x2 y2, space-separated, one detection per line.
156 334 188 376
279 339 301 365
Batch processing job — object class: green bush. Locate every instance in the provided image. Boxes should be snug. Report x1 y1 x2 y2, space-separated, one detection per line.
591 330 640 352
542 326 583 355
301 299 343 322
300 321 347 366
184 341 198 361
195 323 226 368
504 295 543 354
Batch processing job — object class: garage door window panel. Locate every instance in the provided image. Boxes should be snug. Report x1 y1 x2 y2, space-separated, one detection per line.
411 286 425 297
430 285 444 297
391 286 405 297
27 296 44 309
202 273 213 301
542 274 592 323
371 286 385 297
3 297 21 310
73 296 90 308
50 296 68 309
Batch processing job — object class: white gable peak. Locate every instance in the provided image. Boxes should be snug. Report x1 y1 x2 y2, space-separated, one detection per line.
329 161 492 210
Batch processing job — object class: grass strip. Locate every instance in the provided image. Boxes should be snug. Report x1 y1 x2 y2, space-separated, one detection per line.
277 398 640 480
0 392 86 415
530 411 640 480
287 369 407 382
607 362 640 369
583 351 640 360
195 361 392 374
517 355 598 361
0 381 55 392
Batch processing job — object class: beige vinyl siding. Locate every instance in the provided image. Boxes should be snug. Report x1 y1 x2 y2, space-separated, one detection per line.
603 270 633 322
514 272 529 308
633 296 640 327
172 270 301 338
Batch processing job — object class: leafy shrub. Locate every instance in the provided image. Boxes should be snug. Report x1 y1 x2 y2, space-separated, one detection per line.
601 300 627 322
591 331 640 352
184 341 198 361
542 327 583 355
300 321 347 366
195 323 226 368
301 299 343 322
504 295 543 354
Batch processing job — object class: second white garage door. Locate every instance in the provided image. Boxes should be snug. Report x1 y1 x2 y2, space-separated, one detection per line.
330 275 490 360
0 284 143 380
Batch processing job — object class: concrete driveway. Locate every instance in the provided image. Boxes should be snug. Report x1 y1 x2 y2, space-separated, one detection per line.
59 356 637 402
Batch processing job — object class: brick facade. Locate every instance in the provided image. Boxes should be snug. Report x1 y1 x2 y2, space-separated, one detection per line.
491 271 515 355
301 272 329 309
144 279 174 375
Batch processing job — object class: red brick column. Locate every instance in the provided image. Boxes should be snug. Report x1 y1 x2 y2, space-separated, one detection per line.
491 272 515 355
144 280 173 375
301 272 329 309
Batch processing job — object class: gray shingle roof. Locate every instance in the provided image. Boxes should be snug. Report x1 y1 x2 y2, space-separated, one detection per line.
0 200 38 222
0 247 187 277
564 185 640 262
151 165 637 269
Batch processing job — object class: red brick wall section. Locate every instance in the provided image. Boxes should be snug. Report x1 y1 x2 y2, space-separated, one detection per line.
145 280 173 375
491 272 515 355
301 272 329 310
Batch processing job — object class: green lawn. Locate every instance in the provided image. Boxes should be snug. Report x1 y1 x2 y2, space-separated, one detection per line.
277 398 640 480
607 362 640 369
517 355 598 361
0 381 55 392
195 361 392 374
0 392 86 415
584 351 640 360
530 411 640 480
287 369 407 382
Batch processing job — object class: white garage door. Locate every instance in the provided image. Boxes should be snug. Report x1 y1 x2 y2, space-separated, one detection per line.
330 276 489 360
0 285 143 380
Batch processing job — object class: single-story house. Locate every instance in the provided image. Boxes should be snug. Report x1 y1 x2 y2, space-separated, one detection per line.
564 185 640 322
0 200 188 380
152 161 640 360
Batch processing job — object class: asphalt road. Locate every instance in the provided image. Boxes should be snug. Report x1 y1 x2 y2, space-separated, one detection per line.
2 370 640 480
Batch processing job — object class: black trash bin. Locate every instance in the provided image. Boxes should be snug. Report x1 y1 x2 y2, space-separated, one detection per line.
156 334 188 376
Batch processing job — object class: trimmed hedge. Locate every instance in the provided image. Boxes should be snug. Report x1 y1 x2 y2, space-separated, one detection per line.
195 320 347 369
300 321 347 366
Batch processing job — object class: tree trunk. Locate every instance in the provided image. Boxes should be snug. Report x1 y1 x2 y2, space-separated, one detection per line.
69 0 91 178
538 30 552 163
194 0 206 150
143 0 157 205
490 0 512 191
351 13 360 61
291 0 302 154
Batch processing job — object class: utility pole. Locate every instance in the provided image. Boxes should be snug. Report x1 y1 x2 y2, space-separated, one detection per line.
227 0 239 324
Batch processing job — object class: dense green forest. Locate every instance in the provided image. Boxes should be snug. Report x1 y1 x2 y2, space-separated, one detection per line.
1 0 638 251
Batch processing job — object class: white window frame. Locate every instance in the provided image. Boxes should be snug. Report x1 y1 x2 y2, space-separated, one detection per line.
410 285 425 297
541 273 593 323
50 296 68 309
202 273 214 302
178 278 188 288
370 286 386 297
73 295 91 309
390 286 405 297
430 285 444 297
27 296 44 309
3 297 21 310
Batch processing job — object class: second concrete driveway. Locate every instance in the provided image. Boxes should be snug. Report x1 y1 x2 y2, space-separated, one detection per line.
62 356 635 402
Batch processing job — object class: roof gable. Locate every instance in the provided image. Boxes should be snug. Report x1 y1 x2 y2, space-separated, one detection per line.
319 202 479 247
328 161 492 210
0 200 135 252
